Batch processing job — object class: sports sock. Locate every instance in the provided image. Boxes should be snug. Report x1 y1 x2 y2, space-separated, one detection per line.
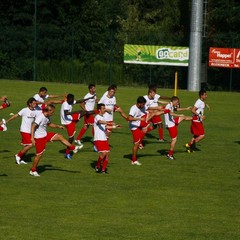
158 127 163 140
76 127 87 140
101 159 108 172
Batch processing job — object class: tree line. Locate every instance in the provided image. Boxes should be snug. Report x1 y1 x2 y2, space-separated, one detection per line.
0 0 240 90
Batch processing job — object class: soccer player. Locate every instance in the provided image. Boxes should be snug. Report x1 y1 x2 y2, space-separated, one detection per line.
98 85 127 138
33 86 65 111
164 96 192 160
94 103 120 174
0 95 10 131
186 89 208 152
143 88 169 142
30 104 82 177
128 96 165 165
75 84 97 145
60 93 96 159
4 97 39 164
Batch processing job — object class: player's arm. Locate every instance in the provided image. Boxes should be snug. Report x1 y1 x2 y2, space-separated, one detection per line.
80 101 86 110
75 94 95 104
48 94 65 99
175 106 192 111
31 122 38 145
0 96 7 102
114 105 128 119
128 115 142 121
48 122 64 129
157 100 168 105
5 114 19 124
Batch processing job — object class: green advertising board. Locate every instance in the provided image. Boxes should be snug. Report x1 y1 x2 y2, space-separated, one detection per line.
124 44 189 66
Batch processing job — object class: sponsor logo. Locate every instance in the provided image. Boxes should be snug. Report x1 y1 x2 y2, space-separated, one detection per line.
156 48 188 61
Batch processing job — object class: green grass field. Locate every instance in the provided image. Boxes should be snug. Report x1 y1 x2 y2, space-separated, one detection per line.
0 79 240 240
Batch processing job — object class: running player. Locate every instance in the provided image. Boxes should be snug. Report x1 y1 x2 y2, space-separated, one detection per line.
30 104 82 177
164 96 192 160
75 84 97 145
185 89 208 152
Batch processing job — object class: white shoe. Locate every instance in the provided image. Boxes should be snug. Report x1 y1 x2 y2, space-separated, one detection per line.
1 118 7 131
29 170 40 177
74 140 83 148
131 160 142 165
15 154 21 164
73 145 82 153
20 160 27 164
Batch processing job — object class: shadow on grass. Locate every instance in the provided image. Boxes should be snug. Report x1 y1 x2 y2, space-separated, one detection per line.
24 153 35 163
90 160 97 169
234 141 240 144
0 173 8 177
0 150 11 153
38 164 80 174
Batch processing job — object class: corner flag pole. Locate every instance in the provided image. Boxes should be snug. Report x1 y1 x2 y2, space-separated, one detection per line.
174 71 178 96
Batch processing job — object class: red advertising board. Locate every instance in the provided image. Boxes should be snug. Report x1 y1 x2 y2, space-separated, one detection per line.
209 47 240 68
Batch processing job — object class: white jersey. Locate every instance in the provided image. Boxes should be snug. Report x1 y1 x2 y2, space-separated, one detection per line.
33 93 49 110
18 107 39 133
152 94 160 107
129 104 146 130
164 102 175 128
33 113 50 139
84 93 96 111
143 95 154 110
194 99 205 116
94 114 107 141
99 94 116 121
60 100 76 125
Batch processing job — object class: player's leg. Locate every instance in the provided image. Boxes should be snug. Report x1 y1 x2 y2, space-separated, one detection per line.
131 129 142 165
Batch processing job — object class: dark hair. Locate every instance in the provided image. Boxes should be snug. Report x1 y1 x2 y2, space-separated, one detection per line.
66 94 74 104
88 83 95 90
97 103 105 110
39 87 47 92
43 104 55 112
199 89 206 97
171 96 179 102
107 85 115 91
27 97 36 106
137 96 147 104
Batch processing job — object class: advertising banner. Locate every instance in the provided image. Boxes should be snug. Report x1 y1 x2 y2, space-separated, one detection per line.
124 44 189 66
209 47 240 68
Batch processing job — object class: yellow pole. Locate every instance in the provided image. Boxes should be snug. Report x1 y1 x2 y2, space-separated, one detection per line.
174 71 178 96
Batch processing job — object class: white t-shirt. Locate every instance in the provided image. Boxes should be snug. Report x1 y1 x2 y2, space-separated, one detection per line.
99 94 116 121
129 104 146 130
84 93 96 111
194 99 205 116
18 107 39 133
164 102 175 128
94 114 107 141
33 93 49 110
152 94 160 107
143 95 154 110
60 100 76 125
33 113 50 138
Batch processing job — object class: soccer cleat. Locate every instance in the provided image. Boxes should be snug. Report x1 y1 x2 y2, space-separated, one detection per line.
20 160 27 164
101 170 109 174
73 145 82 153
138 144 144 150
29 170 40 177
185 143 194 153
64 153 72 160
95 167 100 173
1 118 7 131
167 154 175 160
131 160 142 165
15 154 21 164
74 140 84 148
158 139 165 142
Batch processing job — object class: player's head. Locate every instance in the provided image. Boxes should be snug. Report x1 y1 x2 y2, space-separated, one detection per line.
107 86 115 97
109 84 117 91
171 96 179 107
97 103 105 114
136 96 146 108
39 87 48 97
43 104 55 116
148 84 157 92
148 89 156 98
199 89 207 100
27 97 37 109
66 94 74 104
88 83 96 94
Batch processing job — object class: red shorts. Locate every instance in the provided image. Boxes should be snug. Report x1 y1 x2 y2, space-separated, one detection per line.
71 113 81 121
35 132 57 155
191 121 204 136
131 128 142 144
106 121 114 133
83 114 94 125
151 115 162 125
65 121 78 138
20 132 32 146
94 140 110 152
167 125 178 139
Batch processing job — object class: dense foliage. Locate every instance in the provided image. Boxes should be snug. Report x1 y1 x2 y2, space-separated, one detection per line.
0 0 239 90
